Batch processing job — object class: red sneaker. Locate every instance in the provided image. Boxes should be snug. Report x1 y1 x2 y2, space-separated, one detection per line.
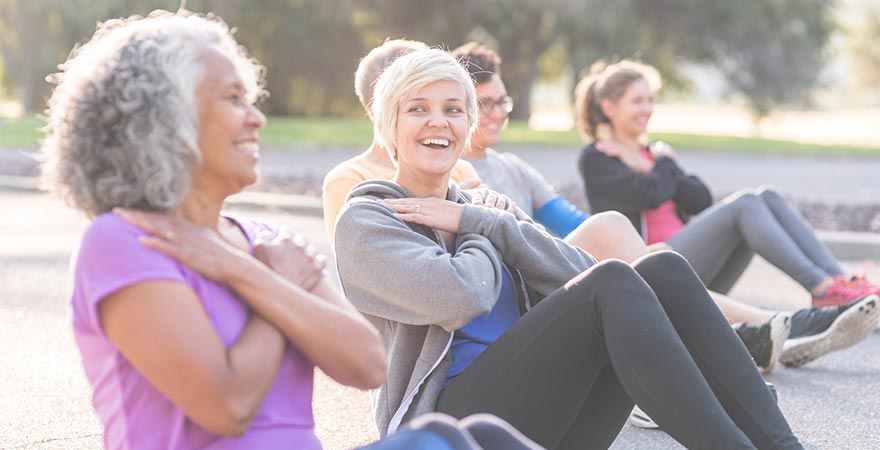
813 277 880 307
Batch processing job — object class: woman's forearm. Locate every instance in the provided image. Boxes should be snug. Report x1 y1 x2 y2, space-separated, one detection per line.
220 314 286 435
227 259 386 389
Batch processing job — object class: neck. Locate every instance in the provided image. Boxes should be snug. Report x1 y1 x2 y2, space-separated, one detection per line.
609 129 644 151
393 170 450 199
174 188 225 230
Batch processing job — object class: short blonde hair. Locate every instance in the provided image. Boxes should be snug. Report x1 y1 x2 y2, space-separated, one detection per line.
41 10 265 217
354 38 427 116
370 49 478 161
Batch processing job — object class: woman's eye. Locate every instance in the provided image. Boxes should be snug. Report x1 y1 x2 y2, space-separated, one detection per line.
408 106 426 113
447 106 463 114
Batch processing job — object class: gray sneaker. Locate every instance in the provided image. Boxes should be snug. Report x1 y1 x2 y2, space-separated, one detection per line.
781 294 880 367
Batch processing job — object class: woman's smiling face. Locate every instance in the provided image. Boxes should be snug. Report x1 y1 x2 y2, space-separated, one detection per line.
471 73 509 152
393 79 470 180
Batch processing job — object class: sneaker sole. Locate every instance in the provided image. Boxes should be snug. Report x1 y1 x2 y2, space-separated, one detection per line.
781 294 880 368
760 314 791 374
629 406 660 429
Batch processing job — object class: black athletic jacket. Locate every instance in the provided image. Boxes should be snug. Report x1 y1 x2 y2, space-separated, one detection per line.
578 142 713 239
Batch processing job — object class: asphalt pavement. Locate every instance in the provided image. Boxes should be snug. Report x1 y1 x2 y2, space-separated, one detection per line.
248 147 880 205
3 189 880 450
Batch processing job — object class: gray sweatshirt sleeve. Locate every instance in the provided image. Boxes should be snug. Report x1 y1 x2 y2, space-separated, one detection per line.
334 200 504 332
458 204 597 296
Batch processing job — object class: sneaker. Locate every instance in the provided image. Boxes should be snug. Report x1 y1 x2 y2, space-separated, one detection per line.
735 314 790 374
812 277 880 307
629 382 778 431
781 294 880 368
789 296 866 339
629 405 659 429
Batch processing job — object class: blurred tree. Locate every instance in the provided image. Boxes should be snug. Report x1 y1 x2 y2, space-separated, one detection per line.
0 0 177 113
0 0 51 112
233 0 366 116
632 0 835 121
846 2 880 86
0 0 839 119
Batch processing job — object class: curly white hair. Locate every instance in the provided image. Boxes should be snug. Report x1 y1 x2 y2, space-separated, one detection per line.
41 9 265 217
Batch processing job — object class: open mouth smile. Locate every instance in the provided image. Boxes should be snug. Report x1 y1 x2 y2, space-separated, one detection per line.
419 138 451 150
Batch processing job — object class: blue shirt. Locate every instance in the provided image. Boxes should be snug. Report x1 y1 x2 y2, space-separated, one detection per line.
445 264 521 386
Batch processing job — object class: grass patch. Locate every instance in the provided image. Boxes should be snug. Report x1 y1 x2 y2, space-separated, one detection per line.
0 116 45 148
2 115 878 156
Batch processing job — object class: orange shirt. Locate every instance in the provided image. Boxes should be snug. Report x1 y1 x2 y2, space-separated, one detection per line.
321 152 480 243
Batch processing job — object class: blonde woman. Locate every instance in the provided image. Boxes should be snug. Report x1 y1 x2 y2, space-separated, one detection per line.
334 48 802 450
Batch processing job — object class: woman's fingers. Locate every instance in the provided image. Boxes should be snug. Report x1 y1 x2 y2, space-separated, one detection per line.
253 229 327 291
381 199 425 215
380 197 463 233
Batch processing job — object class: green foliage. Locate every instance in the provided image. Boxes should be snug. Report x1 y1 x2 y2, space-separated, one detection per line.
0 0 839 119
3 115 878 156
629 0 835 118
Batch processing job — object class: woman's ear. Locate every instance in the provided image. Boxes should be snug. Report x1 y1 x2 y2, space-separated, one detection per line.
600 98 615 122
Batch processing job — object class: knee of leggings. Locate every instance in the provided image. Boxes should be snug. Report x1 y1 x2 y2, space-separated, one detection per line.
634 250 692 275
565 259 637 291
728 190 761 213
755 184 783 201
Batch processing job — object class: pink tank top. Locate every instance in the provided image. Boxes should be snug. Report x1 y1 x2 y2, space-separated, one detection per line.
641 148 684 244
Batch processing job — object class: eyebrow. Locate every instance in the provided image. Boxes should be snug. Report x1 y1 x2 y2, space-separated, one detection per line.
406 97 464 102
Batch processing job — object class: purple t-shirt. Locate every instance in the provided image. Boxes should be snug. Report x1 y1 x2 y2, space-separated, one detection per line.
71 213 321 450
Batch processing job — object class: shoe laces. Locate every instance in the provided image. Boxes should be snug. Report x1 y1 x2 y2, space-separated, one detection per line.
822 276 872 300
849 261 875 287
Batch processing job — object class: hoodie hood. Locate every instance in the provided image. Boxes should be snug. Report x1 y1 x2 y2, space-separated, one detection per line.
342 179 468 244
346 179 467 205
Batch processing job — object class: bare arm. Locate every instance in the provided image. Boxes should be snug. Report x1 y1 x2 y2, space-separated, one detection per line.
115 208 386 391
99 281 285 437
226 247 387 390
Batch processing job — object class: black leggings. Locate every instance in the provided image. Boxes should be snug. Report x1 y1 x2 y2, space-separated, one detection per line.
436 252 801 450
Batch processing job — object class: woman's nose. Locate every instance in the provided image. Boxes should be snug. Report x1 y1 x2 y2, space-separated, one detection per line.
427 113 449 128
247 104 267 129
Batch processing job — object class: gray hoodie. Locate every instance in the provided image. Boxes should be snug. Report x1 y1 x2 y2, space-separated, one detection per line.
334 179 596 436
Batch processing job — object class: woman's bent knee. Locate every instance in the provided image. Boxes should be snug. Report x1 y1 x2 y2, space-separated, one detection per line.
564 259 636 291
755 184 784 202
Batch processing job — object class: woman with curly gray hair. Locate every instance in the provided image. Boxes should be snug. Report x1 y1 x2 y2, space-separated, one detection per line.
41 10 388 449
42 9 544 450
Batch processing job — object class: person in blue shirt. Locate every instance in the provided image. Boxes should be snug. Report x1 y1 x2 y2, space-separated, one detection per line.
451 42 647 263
449 42 878 380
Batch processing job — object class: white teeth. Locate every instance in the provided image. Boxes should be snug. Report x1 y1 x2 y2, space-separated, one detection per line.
236 142 259 153
420 138 450 147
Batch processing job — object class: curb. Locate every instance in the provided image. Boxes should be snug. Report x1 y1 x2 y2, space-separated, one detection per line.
226 190 323 218
3 175 879 261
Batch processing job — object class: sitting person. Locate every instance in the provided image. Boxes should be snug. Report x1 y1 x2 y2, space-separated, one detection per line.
322 38 482 244
453 43 880 373
41 11 540 450
334 48 804 450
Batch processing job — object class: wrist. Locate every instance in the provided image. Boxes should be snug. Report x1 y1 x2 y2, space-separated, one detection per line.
221 252 263 287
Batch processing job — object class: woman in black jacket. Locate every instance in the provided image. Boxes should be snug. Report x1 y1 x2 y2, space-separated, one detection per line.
575 60 880 310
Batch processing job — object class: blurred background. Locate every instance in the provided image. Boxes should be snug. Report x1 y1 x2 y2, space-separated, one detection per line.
0 0 878 149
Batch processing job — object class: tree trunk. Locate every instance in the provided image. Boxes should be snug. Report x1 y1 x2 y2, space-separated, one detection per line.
18 4 46 113
498 10 552 121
